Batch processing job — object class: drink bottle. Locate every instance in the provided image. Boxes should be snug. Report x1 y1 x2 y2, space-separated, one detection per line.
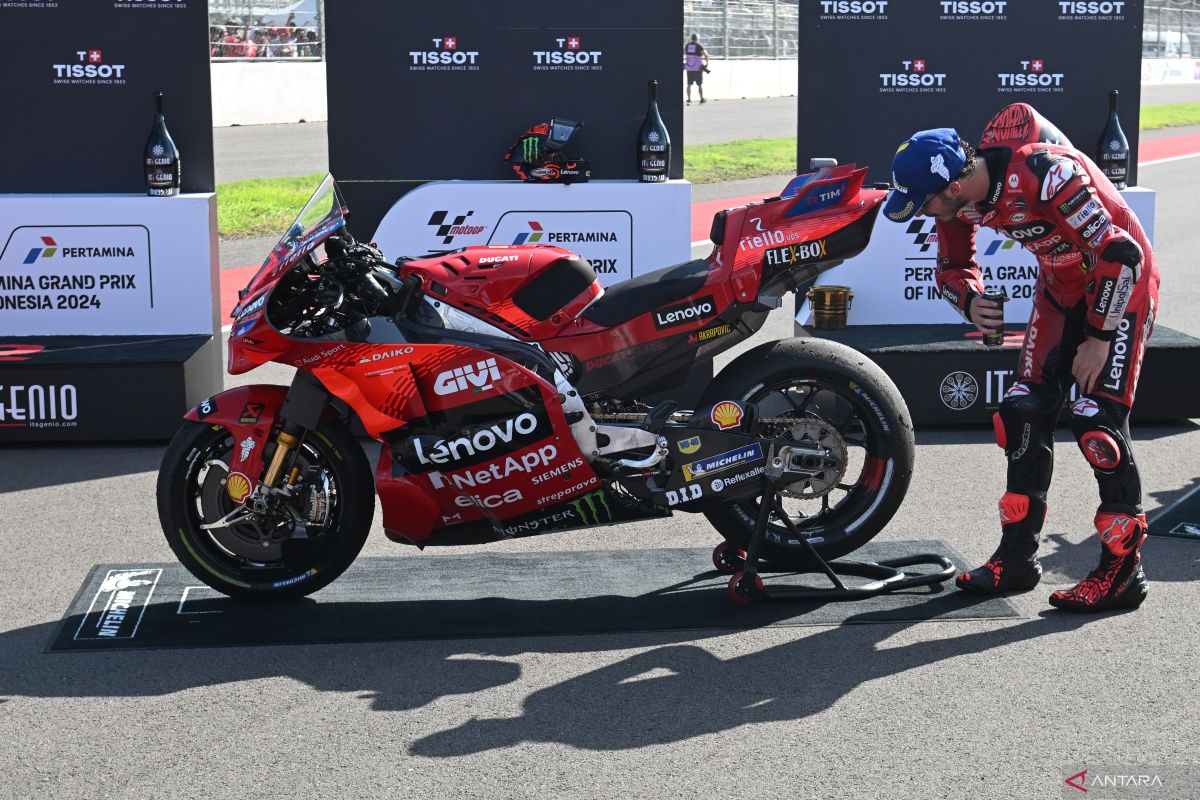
637 79 670 183
145 91 181 197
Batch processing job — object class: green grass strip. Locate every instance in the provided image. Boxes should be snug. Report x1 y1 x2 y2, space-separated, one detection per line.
217 172 325 238
1140 102 1200 131
684 137 796 184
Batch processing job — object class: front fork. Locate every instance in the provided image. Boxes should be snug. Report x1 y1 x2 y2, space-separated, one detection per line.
259 371 331 493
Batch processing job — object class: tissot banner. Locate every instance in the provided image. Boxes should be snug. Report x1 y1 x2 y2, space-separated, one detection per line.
326 1 684 238
797 1 1144 187
0 0 214 193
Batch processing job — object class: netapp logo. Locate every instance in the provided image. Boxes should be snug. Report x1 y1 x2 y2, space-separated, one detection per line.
532 36 603 70
409 37 480 70
998 59 1065 92
653 296 716 330
1058 1 1125 19
880 59 947 92
940 1 1007 18
52 50 126 85
820 0 888 19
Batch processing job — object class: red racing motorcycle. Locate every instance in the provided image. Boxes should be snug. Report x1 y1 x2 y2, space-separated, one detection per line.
157 164 914 601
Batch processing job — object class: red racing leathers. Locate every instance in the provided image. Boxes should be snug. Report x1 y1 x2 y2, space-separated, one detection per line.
935 104 1160 605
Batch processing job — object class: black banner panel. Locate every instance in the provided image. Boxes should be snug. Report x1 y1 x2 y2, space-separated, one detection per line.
326 1 684 236
797 1 1144 186
0 0 214 194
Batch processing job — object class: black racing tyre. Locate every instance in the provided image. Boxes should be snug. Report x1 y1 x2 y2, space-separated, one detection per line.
700 337 915 567
157 418 374 599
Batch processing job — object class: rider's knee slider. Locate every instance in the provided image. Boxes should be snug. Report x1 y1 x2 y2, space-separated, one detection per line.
1070 396 1128 474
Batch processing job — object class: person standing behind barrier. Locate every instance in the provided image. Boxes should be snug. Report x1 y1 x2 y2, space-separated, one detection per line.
684 34 708 106
881 103 1160 613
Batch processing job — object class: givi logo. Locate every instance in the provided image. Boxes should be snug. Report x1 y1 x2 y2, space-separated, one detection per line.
434 358 501 396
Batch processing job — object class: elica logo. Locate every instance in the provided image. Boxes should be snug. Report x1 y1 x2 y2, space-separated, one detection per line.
820 0 888 18
998 59 1065 92
21 235 134 265
1058 1 1125 18
654 295 716 330
52 49 127 84
532 36 603 69
0 384 79 426
880 59 947 92
434 358 501 396
428 210 486 245
414 411 545 467
409 37 480 70
940 0 1007 15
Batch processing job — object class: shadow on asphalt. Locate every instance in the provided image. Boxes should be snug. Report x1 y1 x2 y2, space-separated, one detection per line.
0 443 164 494
0 593 1108 754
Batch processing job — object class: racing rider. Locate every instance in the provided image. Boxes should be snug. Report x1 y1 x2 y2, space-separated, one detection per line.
881 103 1160 612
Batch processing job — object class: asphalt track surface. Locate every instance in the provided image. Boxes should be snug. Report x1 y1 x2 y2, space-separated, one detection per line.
3 100 1200 799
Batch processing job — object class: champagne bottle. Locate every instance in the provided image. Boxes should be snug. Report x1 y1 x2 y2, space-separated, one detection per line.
637 79 670 183
1096 89 1129 190
145 91 181 197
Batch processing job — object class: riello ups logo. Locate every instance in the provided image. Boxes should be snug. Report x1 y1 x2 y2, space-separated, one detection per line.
52 49 127 85
819 1 889 20
532 36 604 71
880 59 947 93
409 37 480 71
998 59 1065 93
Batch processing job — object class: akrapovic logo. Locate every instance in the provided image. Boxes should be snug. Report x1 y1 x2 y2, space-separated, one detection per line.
653 296 716 330
939 0 1007 18
532 36 603 70
434 358 501 396
1058 1 1125 19
998 59 1065 92
880 59 947 92
428 210 487 245
820 0 888 19
52 49 127 85
409 37 480 70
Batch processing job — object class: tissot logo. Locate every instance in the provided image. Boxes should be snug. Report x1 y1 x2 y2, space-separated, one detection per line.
532 36 603 70
880 59 947 92
939 0 1006 16
409 37 480 71
653 296 716 330
1058 1 1125 19
428 210 487 245
52 49 127 85
819 0 889 19
998 59 1065 92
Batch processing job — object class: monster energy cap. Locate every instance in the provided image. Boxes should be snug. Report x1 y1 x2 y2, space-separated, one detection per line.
881 127 966 223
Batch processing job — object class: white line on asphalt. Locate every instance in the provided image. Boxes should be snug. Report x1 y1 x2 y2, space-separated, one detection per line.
1148 480 1200 526
1140 152 1200 167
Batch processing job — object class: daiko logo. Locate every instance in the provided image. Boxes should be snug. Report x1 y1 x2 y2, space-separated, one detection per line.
532 36 603 70
998 59 1065 92
23 237 58 264
52 49 127 84
409 37 480 71
427 210 487 245
880 59 947 92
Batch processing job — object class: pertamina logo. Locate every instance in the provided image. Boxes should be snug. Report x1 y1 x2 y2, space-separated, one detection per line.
512 219 620 273
939 0 1007 18
532 36 603 70
409 36 480 71
1058 1 1125 20
998 59 1064 93
434 358 501 396
880 58 947 93
819 0 889 20
653 295 716 330
428 210 487 245
52 49 126 85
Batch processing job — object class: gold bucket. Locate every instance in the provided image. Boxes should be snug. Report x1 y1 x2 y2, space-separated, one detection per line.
807 285 854 330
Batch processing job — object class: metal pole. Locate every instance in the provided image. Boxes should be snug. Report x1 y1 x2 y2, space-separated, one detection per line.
773 0 779 59
722 0 729 59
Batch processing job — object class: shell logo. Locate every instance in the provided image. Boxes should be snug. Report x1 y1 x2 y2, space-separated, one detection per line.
710 401 743 430
226 472 253 503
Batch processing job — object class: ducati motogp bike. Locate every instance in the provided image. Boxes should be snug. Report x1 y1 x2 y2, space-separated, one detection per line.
157 164 915 601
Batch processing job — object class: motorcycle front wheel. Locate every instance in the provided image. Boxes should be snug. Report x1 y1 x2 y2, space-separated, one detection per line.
156 418 374 599
700 337 915 567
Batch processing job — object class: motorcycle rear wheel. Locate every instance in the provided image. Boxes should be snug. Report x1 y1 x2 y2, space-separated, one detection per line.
157 418 374 599
700 337 915 567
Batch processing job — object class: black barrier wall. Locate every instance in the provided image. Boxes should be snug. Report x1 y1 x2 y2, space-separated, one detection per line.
798 1 1144 186
0 0 214 194
326 1 684 237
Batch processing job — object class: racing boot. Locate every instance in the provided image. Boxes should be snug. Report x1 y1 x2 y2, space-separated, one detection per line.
956 492 1046 595
1049 509 1148 612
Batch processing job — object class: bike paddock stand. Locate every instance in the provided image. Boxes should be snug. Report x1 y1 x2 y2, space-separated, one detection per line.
723 447 955 605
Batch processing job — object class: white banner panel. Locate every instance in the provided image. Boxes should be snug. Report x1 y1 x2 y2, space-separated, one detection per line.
371 180 692 285
0 194 217 336
798 187 1155 326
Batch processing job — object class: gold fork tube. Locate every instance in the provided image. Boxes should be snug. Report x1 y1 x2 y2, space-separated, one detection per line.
262 431 300 487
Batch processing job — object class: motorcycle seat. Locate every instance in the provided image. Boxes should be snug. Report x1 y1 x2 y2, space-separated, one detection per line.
582 258 710 327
